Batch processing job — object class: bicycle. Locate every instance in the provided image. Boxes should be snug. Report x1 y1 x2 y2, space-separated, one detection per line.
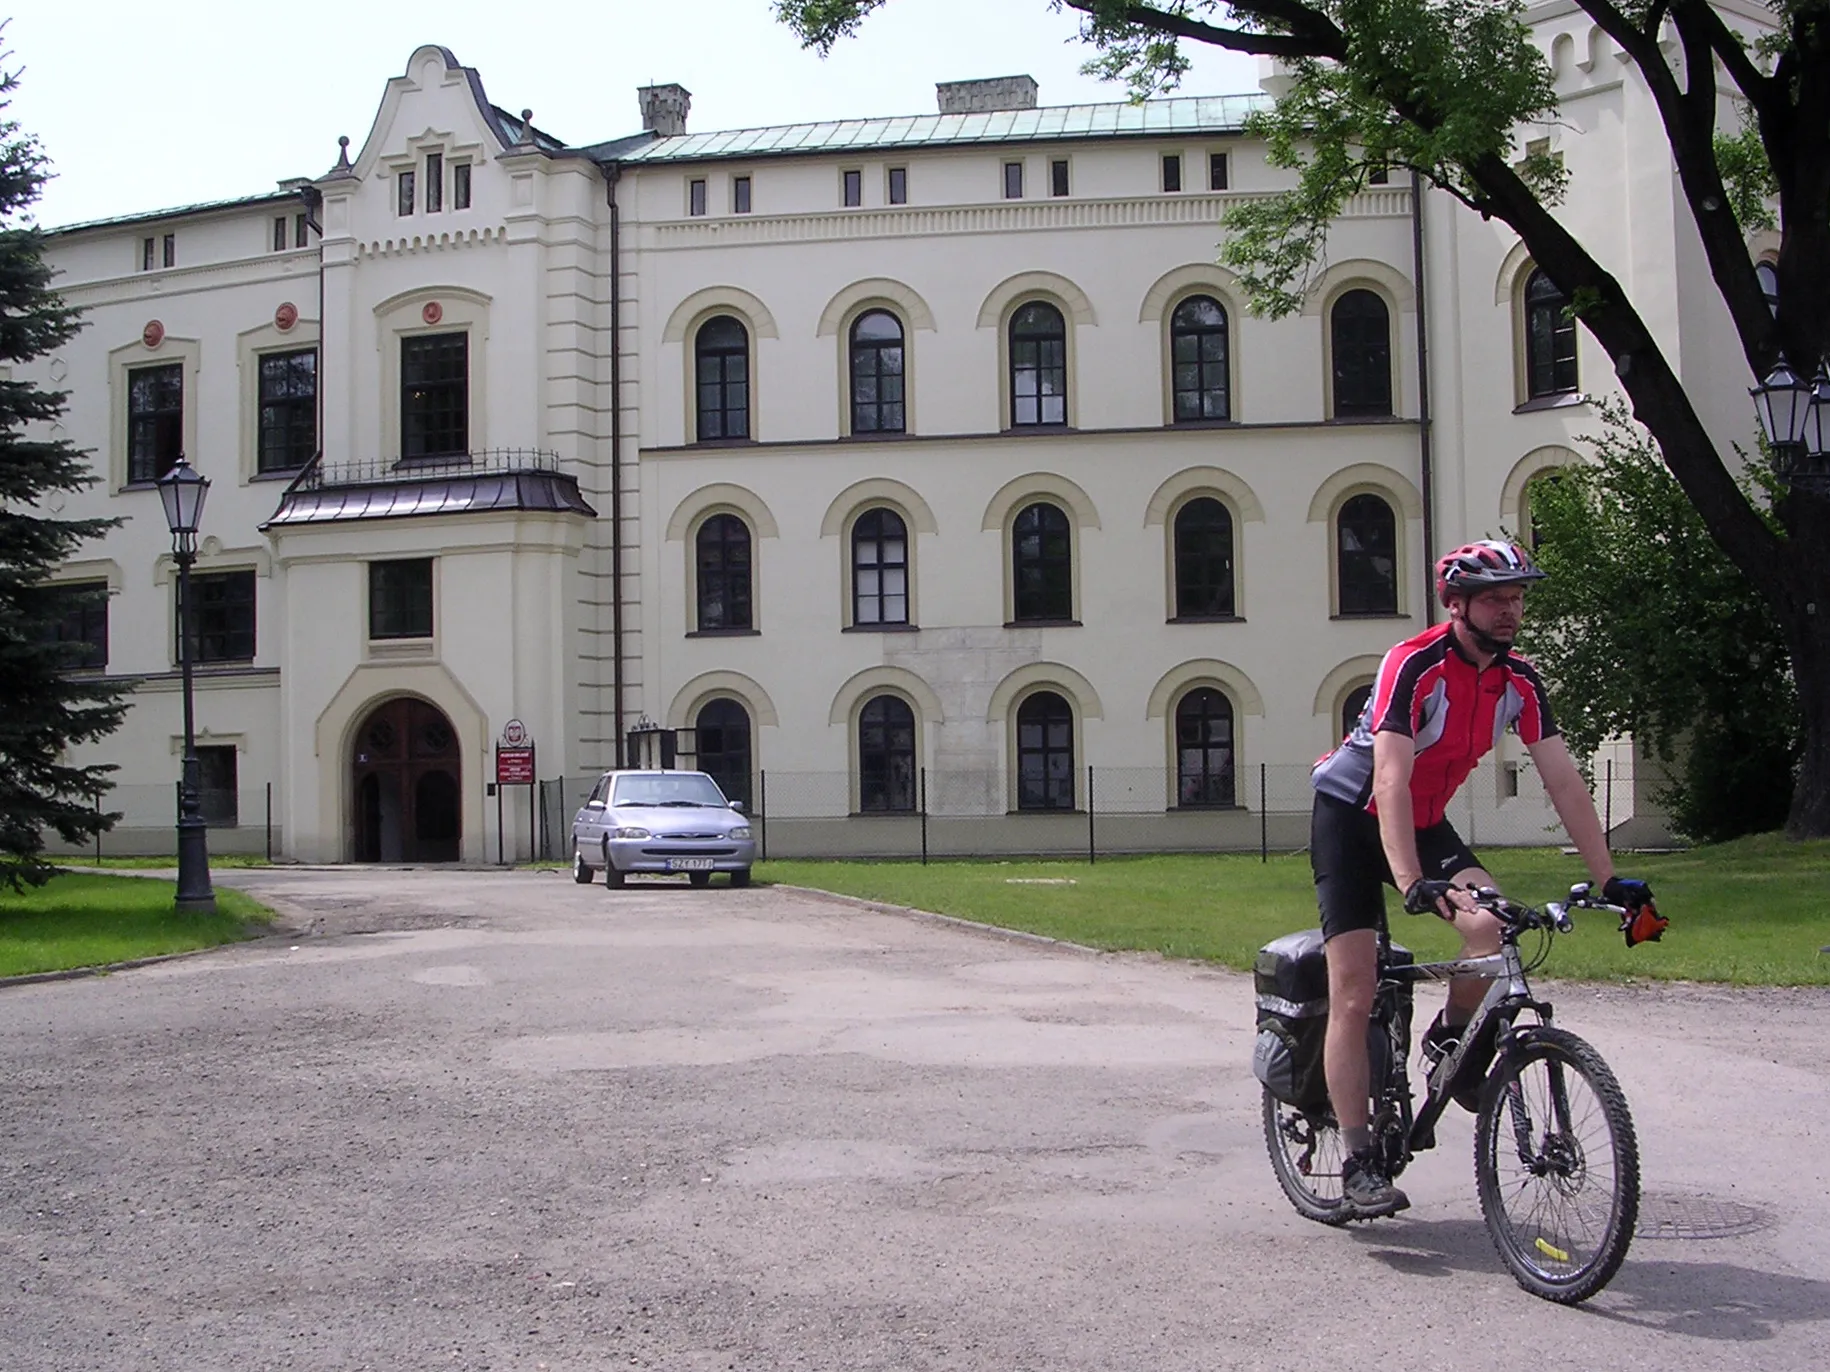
1260 883 1641 1304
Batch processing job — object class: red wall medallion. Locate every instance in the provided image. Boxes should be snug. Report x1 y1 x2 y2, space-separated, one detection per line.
421 301 443 325
142 319 165 349
275 302 299 331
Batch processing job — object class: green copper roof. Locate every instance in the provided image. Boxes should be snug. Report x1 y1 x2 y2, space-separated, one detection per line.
614 94 1271 164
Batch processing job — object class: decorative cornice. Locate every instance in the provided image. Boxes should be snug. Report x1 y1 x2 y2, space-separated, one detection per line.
640 190 1411 250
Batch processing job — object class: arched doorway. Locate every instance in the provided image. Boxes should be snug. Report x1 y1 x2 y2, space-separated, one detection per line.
351 697 462 862
695 698 752 810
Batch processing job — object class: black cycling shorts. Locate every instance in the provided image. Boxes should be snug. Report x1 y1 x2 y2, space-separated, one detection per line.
1310 790 1483 941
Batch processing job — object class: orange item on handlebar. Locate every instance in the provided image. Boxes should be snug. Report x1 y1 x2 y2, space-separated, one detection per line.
1620 900 1668 948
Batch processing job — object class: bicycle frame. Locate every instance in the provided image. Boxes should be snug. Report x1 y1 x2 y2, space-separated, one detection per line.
1373 924 1555 1171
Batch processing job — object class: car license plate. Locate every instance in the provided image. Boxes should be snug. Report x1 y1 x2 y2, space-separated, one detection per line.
667 857 715 871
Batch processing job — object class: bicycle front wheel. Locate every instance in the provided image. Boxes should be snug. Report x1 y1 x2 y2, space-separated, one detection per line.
1262 1089 1354 1226
1474 1026 1639 1303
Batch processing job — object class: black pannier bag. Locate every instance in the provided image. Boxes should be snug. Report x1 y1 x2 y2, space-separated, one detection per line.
1252 929 1413 1114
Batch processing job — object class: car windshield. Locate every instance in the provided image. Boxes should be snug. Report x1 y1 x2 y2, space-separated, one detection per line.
611 774 730 808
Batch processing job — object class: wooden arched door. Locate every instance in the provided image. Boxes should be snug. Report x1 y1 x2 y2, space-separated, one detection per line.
351 697 462 862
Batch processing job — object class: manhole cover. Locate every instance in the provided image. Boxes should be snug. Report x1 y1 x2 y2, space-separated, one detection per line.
1636 1189 1770 1240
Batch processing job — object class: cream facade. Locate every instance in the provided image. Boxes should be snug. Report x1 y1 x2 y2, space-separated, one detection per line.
34 3 1771 860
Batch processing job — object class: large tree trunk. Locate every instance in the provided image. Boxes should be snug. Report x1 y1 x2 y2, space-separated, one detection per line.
1779 506 1830 837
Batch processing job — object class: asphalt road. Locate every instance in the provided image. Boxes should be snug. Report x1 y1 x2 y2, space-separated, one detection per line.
2 867 1825 1371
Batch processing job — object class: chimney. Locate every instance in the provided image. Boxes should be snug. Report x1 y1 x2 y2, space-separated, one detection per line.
936 76 1039 115
638 83 692 137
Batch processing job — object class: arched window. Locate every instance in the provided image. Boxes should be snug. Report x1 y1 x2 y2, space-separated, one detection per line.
852 507 909 626
695 315 750 440
1170 295 1230 422
1015 691 1075 811
1337 494 1398 615
1009 301 1067 427
1173 497 1235 618
1523 270 1577 398
1331 289 1393 417
1756 261 1779 317
1011 501 1072 622
1175 688 1235 808
850 310 906 434
1341 683 1373 742
695 513 752 631
858 694 916 813
695 698 752 809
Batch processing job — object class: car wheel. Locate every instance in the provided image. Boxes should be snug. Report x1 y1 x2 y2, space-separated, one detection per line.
688 871 712 888
572 846 595 884
602 842 625 889
729 868 752 888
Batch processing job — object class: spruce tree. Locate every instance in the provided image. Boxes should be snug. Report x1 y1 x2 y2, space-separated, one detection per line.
0 55 128 890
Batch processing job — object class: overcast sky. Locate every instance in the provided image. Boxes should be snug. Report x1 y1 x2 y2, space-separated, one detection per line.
7 0 1262 230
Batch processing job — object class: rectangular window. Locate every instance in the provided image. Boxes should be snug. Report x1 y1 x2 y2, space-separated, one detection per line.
368 558 435 640
1209 152 1229 191
887 166 907 204
257 349 317 473
294 212 309 247
140 237 155 271
182 569 257 664
162 234 175 268
43 581 108 670
1004 161 1024 199
273 216 288 252
733 175 752 214
127 362 184 484
1368 164 1390 185
425 152 443 211
1050 158 1069 197
453 162 472 209
688 177 707 216
400 332 468 460
1162 153 1182 193
197 745 239 827
842 168 863 207
397 169 416 216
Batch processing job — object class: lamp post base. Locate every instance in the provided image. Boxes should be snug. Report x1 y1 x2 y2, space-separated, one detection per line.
175 812 216 915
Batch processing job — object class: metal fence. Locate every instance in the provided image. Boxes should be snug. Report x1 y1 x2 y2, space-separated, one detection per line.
539 756 1648 864
45 781 283 862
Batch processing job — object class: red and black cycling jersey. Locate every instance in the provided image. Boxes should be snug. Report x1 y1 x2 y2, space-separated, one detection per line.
1312 622 1559 826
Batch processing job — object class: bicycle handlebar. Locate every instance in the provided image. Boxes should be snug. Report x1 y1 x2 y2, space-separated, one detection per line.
1464 883 1628 936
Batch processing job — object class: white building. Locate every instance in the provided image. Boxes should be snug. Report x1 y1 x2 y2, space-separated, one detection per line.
34 3 1770 862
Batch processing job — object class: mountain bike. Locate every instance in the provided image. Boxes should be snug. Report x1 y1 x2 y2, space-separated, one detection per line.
1261 884 1641 1304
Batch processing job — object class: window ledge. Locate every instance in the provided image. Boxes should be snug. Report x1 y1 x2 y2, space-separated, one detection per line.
1007 809 1085 817
1325 413 1403 424
1513 391 1589 414
367 638 435 659
839 430 913 442
251 468 308 483
1169 418 1239 431
1331 611 1409 621
1000 424 1075 436
1173 803 1246 813
686 628 761 638
690 437 759 449
118 482 163 494
843 623 920 633
1004 618 1082 629
852 810 922 819
1168 614 1244 625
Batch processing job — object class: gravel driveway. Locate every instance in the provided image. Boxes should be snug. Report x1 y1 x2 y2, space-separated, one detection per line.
2 867 1824 1371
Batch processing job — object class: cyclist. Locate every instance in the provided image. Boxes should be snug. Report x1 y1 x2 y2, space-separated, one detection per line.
1309 539 1652 1217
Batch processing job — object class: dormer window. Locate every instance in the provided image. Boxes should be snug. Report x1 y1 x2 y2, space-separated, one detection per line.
397 169 416 216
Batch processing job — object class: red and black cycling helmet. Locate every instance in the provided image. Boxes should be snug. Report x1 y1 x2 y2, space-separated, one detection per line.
1435 539 1547 607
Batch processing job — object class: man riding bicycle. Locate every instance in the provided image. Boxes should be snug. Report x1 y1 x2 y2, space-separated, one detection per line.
1309 539 1652 1217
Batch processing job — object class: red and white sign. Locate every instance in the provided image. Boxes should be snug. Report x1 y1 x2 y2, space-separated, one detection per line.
496 748 534 785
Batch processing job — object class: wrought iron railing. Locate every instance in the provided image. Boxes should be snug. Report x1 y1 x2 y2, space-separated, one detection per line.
293 448 566 489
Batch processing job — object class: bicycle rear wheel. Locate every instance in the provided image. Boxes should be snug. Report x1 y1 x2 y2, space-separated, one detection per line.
1474 1026 1639 1303
1262 1090 1353 1226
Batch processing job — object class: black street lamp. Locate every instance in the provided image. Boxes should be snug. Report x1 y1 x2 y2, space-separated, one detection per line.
156 455 217 914
1750 354 1830 494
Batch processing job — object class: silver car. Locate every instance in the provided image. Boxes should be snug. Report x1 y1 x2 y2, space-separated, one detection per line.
570 769 756 888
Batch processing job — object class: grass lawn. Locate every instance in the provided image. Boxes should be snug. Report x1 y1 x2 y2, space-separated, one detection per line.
0 873 276 979
53 854 279 870
758 833 1830 986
